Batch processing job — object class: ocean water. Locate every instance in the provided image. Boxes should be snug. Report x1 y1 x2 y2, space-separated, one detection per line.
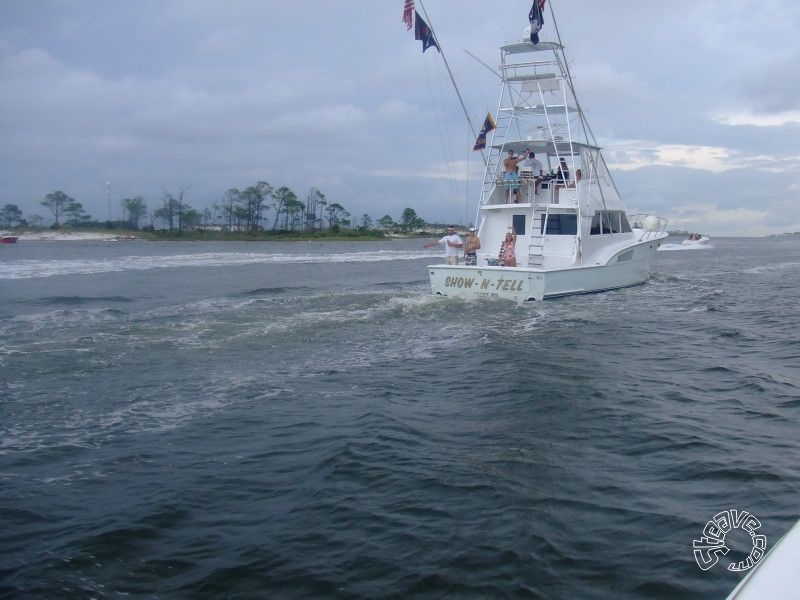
1 236 798 599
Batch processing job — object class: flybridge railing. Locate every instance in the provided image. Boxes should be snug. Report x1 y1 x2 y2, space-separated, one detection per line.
628 214 669 240
500 59 559 72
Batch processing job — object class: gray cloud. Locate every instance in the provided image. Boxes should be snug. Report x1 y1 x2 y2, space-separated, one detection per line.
1 0 799 234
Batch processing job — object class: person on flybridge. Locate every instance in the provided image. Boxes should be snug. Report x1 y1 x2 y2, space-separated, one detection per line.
520 150 544 177
502 149 524 203
519 149 545 199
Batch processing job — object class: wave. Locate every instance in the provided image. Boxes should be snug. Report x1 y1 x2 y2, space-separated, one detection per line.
742 261 800 274
658 243 714 251
237 286 309 296
0 288 448 363
0 250 439 280
25 295 135 306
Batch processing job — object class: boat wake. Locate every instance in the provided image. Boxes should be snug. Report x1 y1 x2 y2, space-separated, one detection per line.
742 261 800 274
658 243 714 251
0 250 438 280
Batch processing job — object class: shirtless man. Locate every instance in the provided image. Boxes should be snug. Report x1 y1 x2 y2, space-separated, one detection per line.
463 227 481 265
502 149 524 203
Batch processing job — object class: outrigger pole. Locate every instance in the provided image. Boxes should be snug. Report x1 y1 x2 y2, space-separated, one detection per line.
464 49 502 81
416 0 487 167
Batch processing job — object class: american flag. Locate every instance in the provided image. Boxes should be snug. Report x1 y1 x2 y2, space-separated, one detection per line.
530 0 547 17
403 0 414 30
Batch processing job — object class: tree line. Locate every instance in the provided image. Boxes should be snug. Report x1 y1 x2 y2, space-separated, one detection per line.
1 184 429 234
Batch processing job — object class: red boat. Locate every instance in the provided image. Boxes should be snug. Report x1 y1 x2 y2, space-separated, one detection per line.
1 235 19 243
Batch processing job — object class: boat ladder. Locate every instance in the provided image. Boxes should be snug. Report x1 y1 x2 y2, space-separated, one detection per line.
528 204 550 267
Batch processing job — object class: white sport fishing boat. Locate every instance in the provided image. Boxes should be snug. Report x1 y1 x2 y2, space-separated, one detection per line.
427 7 668 301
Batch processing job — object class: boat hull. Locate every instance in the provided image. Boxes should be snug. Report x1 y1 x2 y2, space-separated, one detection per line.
724 516 800 600
1 236 19 244
428 237 663 301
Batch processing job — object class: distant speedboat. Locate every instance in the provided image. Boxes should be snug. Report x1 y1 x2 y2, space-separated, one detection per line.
682 234 710 245
0 235 18 244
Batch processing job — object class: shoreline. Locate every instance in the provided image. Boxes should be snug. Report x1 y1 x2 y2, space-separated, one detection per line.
2 229 434 242
4 228 789 242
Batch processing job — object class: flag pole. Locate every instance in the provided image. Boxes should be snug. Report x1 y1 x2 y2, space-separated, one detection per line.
417 0 487 167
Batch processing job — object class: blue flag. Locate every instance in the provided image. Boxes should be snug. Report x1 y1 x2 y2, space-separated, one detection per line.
529 0 546 45
473 112 497 151
414 11 439 53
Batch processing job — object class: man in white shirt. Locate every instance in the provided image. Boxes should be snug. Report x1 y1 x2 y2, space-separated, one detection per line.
518 149 544 200
424 226 463 265
520 149 543 176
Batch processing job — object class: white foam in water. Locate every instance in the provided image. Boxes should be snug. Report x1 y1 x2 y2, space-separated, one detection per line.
658 243 714 251
384 294 445 312
0 250 439 280
742 261 800 274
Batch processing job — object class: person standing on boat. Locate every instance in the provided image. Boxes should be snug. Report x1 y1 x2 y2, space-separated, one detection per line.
463 227 481 266
498 229 517 267
424 226 463 265
519 149 544 199
503 149 524 203
555 157 570 183
567 169 583 188
553 157 570 202
520 149 543 177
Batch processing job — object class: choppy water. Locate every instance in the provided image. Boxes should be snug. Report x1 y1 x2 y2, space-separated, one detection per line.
1 237 798 599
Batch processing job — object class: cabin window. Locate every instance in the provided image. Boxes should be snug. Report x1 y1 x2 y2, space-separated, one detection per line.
590 213 601 235
602 212 619 233
512 214 526 235
590 211 631 235
541 214 577 235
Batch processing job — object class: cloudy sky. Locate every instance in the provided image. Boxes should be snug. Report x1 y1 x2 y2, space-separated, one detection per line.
1 0 799 236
